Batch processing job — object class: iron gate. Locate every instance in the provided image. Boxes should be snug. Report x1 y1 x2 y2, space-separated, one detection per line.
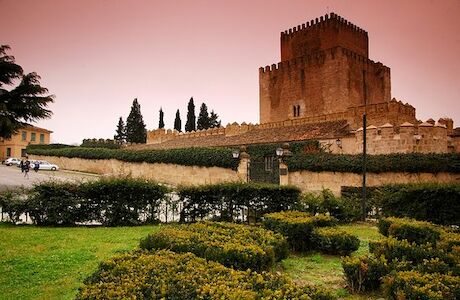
249 156 280 184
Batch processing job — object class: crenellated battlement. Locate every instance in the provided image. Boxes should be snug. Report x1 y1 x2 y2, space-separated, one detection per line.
280 13 367 40
259 46 388 76
350 120 450 154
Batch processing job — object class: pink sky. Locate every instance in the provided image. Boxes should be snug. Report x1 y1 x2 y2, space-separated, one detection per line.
1 0 459 144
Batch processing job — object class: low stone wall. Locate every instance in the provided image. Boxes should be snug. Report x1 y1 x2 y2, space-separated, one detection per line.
30 155 240 186
289 170 460 195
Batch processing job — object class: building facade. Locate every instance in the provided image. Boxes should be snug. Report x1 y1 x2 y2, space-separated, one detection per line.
0 125 52 160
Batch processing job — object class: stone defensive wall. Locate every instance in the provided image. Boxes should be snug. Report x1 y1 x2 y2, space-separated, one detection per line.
29 155 241 186
280 12 369 60
259 46 392 123
321 118 457 154
29 155 458 196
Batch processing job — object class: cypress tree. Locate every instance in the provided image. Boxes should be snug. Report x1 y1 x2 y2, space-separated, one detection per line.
114 116 126 143
125 98 147 143
174 109 182 132
185 97 196 132
158 108 165 129
209 110 221 128
197 103 210 130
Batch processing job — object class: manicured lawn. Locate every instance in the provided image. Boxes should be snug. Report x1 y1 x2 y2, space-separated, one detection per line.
277 222 383 299
0 222 381 300
0 223 158 300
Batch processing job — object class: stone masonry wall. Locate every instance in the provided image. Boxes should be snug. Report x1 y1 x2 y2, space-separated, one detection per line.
259 47 391 124
289 170 460 196
280 13 369 61
30 155 241 186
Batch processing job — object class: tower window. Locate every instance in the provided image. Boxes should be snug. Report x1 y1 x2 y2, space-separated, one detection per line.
293 105 301 117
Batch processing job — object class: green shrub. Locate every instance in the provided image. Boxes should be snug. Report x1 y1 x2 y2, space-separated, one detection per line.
263 211 337 252
24 178 168 226
27 182 83 226
178 182 301 223
378 217 441 245
76 250 335 300
341 255 390 293
439 231 460 252
343 183 460 225
286 153 460 174
27 146 238 169
312 227 360 255
139 222 288 271
298 189 361 222
26 143 75 150
369 237 455 267
382 271 460 300
80 178 168 226
0 188 30 224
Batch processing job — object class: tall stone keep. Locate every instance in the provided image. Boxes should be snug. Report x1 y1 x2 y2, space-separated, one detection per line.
259 13 391 124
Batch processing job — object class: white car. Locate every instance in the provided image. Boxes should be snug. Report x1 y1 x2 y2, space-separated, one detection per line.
4 157 21 166
30 160 59 171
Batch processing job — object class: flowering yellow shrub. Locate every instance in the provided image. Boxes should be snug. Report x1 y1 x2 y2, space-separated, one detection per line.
139 222 289 271
76 250 335 300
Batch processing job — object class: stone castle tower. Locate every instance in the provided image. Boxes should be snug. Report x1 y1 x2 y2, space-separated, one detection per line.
259 13 392 124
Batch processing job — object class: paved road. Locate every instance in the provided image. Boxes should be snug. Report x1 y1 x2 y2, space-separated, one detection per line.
0 164 100 191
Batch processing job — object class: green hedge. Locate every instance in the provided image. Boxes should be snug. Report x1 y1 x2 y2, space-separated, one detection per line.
369 238 457 269
342 183 460 225
76 250 335 300
262 211 338 252
382 271 460 300
177 182 301 223
0 188 29 224
312 227 360 255
26 143 75 150
342 255 389 293
378 217 442 245
24 178 168 226
286 153 460 173
26 146 238 169
139 222 288 271
298 189 361 222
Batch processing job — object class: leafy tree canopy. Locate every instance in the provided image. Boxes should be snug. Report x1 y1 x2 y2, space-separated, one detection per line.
0 45 54 138
114 116 126 143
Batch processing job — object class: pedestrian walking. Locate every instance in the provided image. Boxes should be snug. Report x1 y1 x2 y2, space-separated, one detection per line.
33 161 40 172
24 160 30 179
19 160 25 173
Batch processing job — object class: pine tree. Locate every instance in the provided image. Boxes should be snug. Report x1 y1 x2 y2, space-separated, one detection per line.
158 108 165 129
114 116 126 143
185 97 196 132
125 98 147 143
197 103 210 130
209 110 221 128
174 109 182 132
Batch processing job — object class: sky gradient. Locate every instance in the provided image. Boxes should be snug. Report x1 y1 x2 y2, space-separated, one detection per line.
1 0 459 144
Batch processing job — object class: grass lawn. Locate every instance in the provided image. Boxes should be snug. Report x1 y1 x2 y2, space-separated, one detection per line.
0 222 381 300
0 223 158 300
277 222 383 299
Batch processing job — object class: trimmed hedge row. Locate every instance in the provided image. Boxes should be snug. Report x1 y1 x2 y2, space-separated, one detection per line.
140 222 288 271
27 145 460 174
312 227 360 255
342 217 460 297
342 183 460 225
177 183 301 223
262 211 359 254
1 179 169 226
77 250 335 300
286 153 460 173
382 271 460 300
378 217 441 245
26 146 239 169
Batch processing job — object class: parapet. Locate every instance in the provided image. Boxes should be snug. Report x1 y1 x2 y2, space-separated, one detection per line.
280 12 367 39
